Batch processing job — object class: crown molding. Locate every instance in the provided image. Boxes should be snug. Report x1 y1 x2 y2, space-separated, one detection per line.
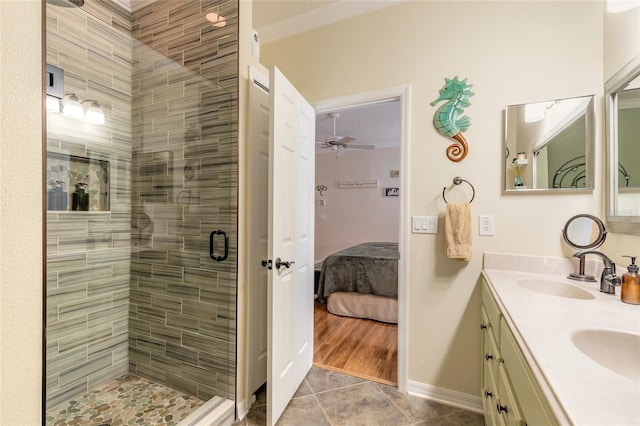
255 0 407 45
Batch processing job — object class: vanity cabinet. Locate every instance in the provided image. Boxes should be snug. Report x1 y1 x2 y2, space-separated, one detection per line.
481 279 557 426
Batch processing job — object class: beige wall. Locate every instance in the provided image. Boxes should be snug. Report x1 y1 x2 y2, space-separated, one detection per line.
315 147 400 260
0 1 43 424
260 1 617 396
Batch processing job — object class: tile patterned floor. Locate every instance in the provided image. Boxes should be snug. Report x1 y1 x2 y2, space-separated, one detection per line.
46 373 204 426
236 366 485 426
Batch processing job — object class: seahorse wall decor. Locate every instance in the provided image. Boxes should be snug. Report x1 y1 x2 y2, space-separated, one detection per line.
430 76 475 162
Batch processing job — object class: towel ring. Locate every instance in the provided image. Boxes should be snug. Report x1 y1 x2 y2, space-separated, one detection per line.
442 177 475 203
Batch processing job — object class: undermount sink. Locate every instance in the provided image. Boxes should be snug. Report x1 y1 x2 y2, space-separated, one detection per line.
516 279 595 300
571 329 640 381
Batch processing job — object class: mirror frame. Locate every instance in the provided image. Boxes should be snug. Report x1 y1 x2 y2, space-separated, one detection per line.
562 213 607 250
502 95 596 194
605 53 640 236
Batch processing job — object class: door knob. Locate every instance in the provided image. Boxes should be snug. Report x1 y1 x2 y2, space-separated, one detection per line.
275 257 295 269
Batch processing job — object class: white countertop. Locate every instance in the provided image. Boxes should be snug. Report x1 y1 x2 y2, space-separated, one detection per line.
482 252 640 426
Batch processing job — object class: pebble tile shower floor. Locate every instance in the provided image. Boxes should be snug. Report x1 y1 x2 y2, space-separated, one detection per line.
46 374 204 426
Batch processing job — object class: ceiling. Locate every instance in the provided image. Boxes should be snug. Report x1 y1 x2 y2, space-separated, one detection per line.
315 101 401 154
253 0 404 44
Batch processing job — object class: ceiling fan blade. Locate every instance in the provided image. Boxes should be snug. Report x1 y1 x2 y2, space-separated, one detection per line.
337 136 357 144
348 144 375 150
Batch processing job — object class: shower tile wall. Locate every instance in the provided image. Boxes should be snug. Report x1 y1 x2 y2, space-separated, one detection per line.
46 0 133 407
129 0 238 401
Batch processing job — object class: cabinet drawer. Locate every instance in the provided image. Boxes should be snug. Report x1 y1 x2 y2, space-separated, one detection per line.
482 365 503 426
483 322 501 372
500 317 558 425
497 363 526 426
482 280 502 343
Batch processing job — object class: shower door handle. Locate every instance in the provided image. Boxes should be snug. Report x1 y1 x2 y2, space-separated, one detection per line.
209 229 229 262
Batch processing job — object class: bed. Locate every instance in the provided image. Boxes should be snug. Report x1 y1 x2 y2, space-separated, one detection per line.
317 242 399 323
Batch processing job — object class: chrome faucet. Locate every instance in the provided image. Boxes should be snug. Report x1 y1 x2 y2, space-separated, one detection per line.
573 250 622 294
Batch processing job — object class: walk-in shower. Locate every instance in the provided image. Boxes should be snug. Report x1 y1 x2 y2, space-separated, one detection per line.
44 0 238 422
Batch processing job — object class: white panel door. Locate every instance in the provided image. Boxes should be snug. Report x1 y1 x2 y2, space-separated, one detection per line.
267 66 315 426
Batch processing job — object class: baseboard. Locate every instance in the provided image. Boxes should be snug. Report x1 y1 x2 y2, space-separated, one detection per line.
407 380 483 414
235 394 255 422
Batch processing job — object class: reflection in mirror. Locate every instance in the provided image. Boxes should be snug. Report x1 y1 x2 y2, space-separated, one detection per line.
605 54 640 235
618 76 640 190
562 214 607 249
503 95 595 192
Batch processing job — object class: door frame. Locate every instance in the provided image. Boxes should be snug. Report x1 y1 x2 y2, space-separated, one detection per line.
312 84 411 392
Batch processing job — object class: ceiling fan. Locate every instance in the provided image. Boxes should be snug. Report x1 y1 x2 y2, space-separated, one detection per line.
317 112 375 153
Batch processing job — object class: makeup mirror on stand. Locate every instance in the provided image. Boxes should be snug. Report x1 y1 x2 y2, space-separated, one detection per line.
562 214 607 281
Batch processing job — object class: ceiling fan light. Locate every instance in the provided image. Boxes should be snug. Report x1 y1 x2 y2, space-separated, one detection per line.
206 11 227 27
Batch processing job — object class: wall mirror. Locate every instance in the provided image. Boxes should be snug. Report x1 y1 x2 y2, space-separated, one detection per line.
503 95 596 192
605 54 640 235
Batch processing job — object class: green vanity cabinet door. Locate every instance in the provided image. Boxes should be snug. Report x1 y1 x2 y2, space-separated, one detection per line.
481 306 503 426
482 281 503 343
496 363 526 426
481 278 558 426
500 317 558 426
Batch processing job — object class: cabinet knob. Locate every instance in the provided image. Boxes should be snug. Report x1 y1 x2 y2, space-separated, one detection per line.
480 323 488 330
496 402 508 414
484 390 493 398
485 353 494 361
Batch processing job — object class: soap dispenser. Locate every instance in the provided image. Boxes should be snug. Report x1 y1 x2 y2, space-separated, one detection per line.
72 182 89 211
621 255 640 305
47 180 68 211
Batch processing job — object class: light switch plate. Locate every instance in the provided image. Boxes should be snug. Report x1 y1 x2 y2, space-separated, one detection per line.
412 216 438 234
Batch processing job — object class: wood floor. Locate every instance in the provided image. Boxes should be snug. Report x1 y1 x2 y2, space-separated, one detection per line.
313 300 398 385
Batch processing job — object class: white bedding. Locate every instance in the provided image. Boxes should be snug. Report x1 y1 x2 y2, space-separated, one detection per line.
327 291 398 324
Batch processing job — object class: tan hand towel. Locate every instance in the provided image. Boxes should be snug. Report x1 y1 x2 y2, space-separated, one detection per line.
445 202 472 261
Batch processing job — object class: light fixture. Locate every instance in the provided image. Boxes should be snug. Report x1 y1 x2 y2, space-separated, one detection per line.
205 11 226 28
46 95 61 113
60 94 105 125
83 100 105 125
62 93 84 119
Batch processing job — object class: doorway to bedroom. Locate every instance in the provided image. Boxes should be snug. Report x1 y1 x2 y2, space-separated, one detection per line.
313 98 402 385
